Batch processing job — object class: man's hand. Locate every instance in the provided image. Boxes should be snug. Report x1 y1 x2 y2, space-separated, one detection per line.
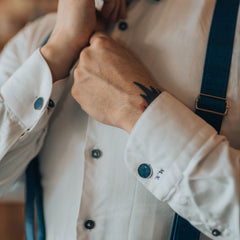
101 0 128 22
41 0 96 82
72 32 163 133
41 0 128 82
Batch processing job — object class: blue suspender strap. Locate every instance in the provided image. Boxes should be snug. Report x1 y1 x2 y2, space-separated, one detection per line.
196 0 240 133
25 33 51 240
170 0 239 240
25 156 46 240
34 157 46 240
170 214 200 240
25 159 36 240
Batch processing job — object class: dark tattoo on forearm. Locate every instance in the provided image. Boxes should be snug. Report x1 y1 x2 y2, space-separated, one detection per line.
134 82 161 112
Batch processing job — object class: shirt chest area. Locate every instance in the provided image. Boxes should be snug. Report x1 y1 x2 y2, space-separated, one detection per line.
109 0 214 110
39 91 175 239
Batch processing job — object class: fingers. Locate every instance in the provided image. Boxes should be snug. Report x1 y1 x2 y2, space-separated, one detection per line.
101 0 115 20
109 0 121 22
119 0 127 19
89 31 110 45
101 0 127 22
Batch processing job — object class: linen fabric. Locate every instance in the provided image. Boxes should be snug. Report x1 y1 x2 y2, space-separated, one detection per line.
0 0 239 239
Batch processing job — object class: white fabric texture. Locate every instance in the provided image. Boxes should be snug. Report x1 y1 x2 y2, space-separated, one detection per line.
0 0 239 239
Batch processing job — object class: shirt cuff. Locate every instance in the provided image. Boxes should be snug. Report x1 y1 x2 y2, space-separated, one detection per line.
0 49 61 129
51 76 68 106
124 91 217 201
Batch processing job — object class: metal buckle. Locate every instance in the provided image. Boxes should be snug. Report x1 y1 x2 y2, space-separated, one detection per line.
195 93 229 116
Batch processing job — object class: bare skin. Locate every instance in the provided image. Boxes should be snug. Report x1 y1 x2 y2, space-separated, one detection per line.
41 0 128 81
40 0 162 133
72 32 163 133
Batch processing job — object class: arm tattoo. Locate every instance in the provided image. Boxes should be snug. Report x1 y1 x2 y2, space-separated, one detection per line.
134 82 161 112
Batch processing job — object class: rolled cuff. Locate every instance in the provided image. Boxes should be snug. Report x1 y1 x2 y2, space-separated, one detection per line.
124 91 218 201
1 49 53 129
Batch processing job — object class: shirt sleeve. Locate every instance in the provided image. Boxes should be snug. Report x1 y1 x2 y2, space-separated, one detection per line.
124 91 240 240
0 14 68 198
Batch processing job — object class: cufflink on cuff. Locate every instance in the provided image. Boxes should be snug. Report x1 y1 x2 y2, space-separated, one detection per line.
138 164 153 179
34 97 44 110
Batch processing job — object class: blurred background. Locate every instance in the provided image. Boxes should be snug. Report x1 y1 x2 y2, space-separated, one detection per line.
0 0 57 51
0 1 57 239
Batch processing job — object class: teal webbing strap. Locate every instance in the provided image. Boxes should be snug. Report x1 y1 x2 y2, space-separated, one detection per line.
170 0 239 239
196 0 239 132
25 156 45 240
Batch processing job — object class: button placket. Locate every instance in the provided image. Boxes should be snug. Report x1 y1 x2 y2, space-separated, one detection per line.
80 148 101 233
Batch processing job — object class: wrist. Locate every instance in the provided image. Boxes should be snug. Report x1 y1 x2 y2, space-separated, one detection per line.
119 101 143 134
122 85 162 133
48 26 90 55
40 42 79 82
124 110 142 134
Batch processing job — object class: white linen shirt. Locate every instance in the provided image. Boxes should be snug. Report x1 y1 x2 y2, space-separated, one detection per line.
0 0 239 239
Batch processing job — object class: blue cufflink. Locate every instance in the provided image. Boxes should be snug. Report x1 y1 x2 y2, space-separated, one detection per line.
138 164 153 179
34 97 44 110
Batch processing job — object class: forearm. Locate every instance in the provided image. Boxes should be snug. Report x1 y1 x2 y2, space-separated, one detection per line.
39 0 97 83
40 40 80 83
0 15 67 196
125 92 240 239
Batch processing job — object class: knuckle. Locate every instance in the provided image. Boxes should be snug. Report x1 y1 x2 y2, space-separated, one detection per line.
73 68 82 81
71 83 83 102
80 48 91 63
93 37 109 48
71 85 77 99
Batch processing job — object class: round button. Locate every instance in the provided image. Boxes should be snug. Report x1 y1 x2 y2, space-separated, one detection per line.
212 229 221 237
118 21 128 31
34 97 44 110
91 149 102 159
48 99 55 108
138 164 153 179
84 220 95 230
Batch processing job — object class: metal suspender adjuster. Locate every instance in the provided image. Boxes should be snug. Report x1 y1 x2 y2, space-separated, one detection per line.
195 93 230 116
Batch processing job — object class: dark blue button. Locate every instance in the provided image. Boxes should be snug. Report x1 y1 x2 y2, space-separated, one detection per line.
138 164 152 178
212 229 221 237
34 97 44 110
91 149 101 159
118 21 128 31
84 220 95 230
48 99 55 108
